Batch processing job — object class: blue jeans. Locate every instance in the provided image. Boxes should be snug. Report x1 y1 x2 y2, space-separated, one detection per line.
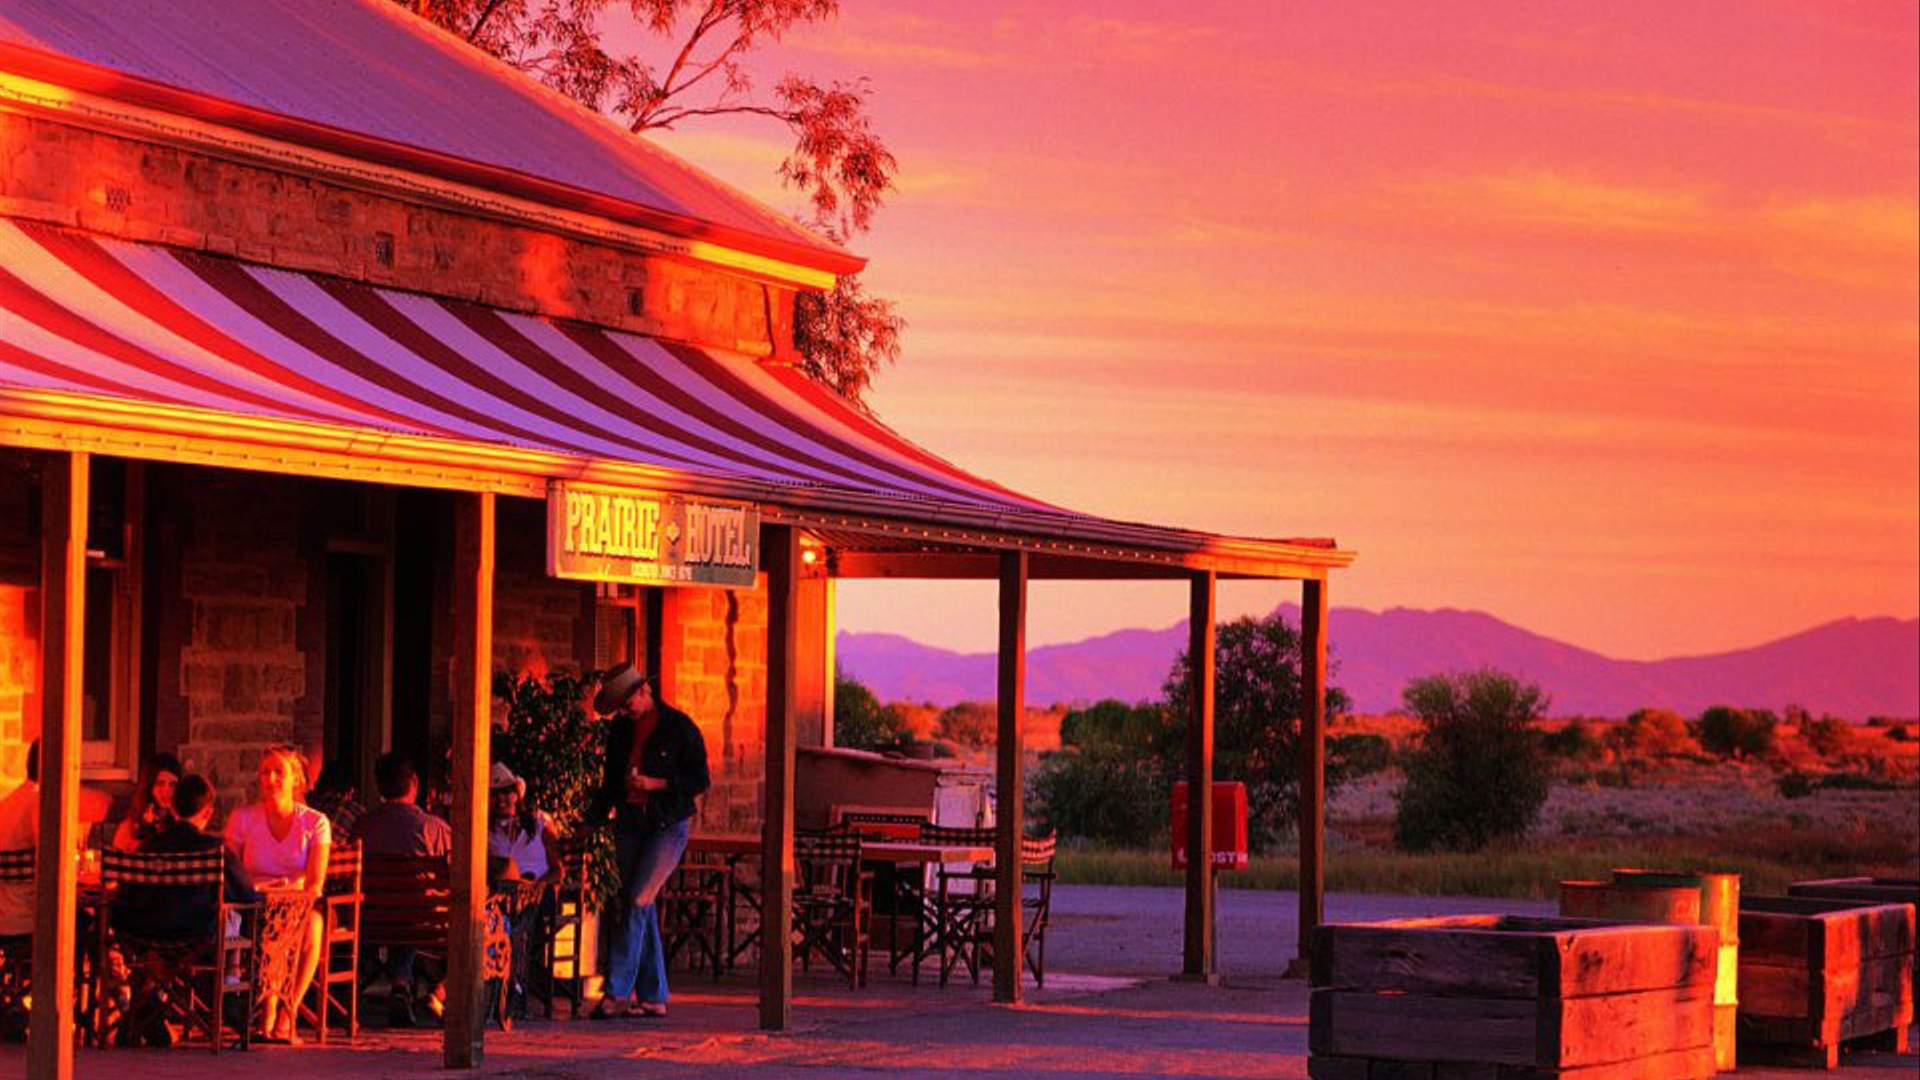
604 815 689 1003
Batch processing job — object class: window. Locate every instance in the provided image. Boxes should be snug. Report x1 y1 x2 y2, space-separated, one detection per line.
81 458 140 777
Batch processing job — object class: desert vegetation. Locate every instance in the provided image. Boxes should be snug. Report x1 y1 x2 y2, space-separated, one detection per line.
835 616 1920 898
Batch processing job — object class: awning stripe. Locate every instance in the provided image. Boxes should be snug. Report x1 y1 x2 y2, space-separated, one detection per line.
444 303 828 486
763 362 1056 510
0 218 1074 518
658 340 1032 511
22 224 435 434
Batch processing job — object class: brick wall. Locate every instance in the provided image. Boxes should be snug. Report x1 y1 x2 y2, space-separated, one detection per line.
0 110 799 358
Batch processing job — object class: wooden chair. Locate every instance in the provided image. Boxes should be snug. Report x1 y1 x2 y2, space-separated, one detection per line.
99 848 262 1053
361 854 512 1031
925 831 1058 988
0 849 32 1040
839 811 933 975
792 832 871 989
534 836 591 1018
300 840 362 1043
659 861 729 979
922 823 996 986
1019 834 1058 987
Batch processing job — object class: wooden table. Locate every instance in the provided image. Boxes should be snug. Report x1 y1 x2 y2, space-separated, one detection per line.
861 842 993 866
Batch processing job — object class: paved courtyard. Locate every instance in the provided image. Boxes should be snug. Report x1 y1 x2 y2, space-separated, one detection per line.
4 886 1913 1079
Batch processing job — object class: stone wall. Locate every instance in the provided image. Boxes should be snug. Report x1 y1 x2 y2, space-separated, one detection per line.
0 110 799 358
0 452 38 791
661 580 769 835
167 472 315 810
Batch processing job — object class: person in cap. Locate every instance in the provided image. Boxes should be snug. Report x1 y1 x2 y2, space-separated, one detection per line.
586 662 709 1019
487 763 559 884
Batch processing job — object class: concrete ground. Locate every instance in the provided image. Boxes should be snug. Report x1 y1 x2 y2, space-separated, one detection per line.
3 886 1913 1079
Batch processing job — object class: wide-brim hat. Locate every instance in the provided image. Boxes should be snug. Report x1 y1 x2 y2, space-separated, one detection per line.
488 762 525 797
594 662 648 715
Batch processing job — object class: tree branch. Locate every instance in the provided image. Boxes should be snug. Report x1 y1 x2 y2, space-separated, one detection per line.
466 0 508 42
641 103 792 131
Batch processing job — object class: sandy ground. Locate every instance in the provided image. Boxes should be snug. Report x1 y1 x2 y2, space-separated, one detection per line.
4 885 1912 1079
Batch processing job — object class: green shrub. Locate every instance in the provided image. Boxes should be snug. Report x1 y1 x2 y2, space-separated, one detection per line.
1776 770 1814 799
833 668 910 751
1800 715 1851 758
1615 708 1696 758
1394 669 1552 853
1331 732 1393 779
1697 706 1778 760
1028 741 1167 846
493 669 619 906
1542 718 1603 762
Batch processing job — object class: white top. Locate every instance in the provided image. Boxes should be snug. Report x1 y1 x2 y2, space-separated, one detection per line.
224 802 331 885
489 811 549 880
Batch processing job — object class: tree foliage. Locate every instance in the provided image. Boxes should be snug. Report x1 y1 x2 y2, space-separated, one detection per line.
832 667 909 751
1696 705 1778 760
399 0 902 401
1612 707 1696 759
935 701 995 749
492 669 619 903
1163 613 1353 849
1028 699 1170 846
1393 669 1552 853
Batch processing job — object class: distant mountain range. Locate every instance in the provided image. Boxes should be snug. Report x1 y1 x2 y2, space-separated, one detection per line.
837 608 1920 719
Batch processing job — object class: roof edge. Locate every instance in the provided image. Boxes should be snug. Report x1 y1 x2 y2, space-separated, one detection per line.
0 41 866 282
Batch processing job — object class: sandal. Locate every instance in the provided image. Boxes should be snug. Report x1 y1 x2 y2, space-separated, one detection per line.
637 1001 668 1018
589 996 632 1020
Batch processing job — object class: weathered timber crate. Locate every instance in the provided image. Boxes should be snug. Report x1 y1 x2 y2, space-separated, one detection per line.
1786 877 1919 1001
1310 915 1718 1080
1736 896 1915 1069
1599 870 1742 1072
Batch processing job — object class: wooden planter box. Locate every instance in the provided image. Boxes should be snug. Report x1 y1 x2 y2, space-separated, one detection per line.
1310 915 1719 1080
1736 896 1915 1069
1786 877 1919 1001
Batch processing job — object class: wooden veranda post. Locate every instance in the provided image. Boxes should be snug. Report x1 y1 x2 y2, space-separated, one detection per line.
1295 577 1328 970
761 524 799 1030
993 550 1027 1004
1181 570 1217 981
28 452 86 1080
445 491 494 1069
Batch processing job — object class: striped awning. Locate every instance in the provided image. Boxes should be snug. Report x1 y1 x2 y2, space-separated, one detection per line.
0 218 1058 507
0 217 1349 575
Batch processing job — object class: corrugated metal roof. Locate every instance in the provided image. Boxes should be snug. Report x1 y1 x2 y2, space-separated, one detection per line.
0 0 850 271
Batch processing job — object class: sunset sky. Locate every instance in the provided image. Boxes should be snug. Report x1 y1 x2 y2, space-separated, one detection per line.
638 2 1920 660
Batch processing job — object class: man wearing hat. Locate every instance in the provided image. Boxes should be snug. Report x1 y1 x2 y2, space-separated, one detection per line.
587 662 710 1018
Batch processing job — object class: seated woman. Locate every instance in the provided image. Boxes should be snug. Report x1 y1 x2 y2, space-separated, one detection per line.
111 751 183 852
223 745 329 1043
488 764 559 1019
487 764 560 885
114 774 260 939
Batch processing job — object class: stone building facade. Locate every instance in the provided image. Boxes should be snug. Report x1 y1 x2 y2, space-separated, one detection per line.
0 92 832 822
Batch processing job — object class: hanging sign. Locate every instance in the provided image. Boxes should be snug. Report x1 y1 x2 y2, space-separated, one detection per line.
547 481 759 588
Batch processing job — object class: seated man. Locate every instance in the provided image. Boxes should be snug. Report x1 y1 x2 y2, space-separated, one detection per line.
112 774 260 941
359 752 450 1026
0 742 41 942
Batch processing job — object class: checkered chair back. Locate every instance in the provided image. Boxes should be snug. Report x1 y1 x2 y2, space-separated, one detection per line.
839 811 929 840
794 832 863 898
0 849 32 883
101 847 226 886
1021 834 1057 869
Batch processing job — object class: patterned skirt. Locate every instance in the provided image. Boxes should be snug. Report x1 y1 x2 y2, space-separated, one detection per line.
256 890 316 1001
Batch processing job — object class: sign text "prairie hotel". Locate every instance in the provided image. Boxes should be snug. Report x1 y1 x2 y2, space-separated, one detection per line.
546 482 760 588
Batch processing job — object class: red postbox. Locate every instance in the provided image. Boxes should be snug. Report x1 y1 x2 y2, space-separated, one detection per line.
1170 781 1248 870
